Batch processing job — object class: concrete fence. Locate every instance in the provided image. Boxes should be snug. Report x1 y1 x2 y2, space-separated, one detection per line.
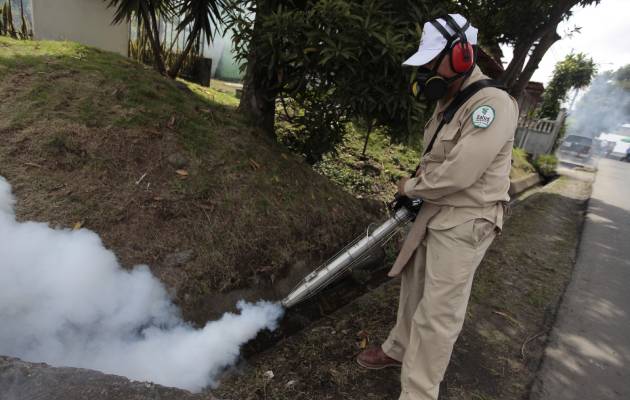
31 0 129 56
514 110 566 157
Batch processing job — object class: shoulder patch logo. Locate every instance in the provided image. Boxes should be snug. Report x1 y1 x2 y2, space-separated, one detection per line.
472 105 495 128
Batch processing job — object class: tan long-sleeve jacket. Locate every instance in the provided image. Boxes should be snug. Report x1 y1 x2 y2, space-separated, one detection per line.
389 66 518 277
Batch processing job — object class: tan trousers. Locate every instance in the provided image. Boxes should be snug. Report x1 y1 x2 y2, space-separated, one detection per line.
382 218 496 400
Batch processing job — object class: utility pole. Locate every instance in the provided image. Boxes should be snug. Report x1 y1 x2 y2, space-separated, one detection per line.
568 88 580 113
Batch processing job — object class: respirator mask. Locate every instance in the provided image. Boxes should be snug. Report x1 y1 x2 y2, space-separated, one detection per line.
412 53 466 101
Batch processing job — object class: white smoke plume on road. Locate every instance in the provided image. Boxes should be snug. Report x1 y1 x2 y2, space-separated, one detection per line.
569 70 630 138
0 176 284 392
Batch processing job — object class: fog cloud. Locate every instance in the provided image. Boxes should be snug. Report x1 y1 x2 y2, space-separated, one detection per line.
0 176 283 392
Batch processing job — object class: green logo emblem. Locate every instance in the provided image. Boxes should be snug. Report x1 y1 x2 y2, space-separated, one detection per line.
472 105 495 129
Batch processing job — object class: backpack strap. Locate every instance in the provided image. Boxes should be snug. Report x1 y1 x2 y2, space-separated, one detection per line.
422 79 506 157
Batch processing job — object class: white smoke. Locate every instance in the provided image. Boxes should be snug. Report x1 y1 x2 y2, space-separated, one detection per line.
0 176 284 392
569 69 630 138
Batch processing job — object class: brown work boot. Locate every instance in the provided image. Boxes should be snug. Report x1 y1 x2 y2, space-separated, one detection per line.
356 346 401 370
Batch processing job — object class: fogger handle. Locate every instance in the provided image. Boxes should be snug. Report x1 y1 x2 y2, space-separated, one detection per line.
389 164 423 215
388 192 422 218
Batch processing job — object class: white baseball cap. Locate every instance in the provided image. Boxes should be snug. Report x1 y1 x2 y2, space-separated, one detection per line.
403 14 478 67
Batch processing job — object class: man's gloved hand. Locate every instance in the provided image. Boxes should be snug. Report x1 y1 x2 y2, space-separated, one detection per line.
389 192 422 213
392 171 423 217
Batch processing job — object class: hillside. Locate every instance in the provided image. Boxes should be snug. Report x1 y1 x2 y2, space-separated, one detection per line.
0 37 380 323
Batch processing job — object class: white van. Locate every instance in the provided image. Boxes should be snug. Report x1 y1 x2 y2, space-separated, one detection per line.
598 133 630 160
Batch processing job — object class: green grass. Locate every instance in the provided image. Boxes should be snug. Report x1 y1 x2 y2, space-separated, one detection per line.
314 124 422 202
511 147 536 180
0 37 243 156
533 154 558 179
187 80 240 108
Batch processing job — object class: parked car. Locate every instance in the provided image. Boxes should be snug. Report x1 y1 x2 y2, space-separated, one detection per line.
597 133 630 160
557 135 593 165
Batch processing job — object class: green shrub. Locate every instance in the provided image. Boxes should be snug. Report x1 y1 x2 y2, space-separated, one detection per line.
533 154 558 178
276 94 348 164
512 148 534 170
510 147 536 179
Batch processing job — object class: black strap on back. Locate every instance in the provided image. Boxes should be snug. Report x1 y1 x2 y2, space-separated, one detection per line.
422 79 505 157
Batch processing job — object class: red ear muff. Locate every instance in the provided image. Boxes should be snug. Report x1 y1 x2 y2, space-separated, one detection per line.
450 41 474 74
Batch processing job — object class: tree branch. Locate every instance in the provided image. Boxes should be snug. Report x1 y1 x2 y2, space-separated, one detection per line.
144 6 167 75
510 29 561 99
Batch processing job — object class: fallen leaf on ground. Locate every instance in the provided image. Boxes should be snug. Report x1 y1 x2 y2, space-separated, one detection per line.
249 159 261 170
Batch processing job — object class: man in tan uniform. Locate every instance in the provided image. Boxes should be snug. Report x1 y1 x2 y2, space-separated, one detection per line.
357 14 519 400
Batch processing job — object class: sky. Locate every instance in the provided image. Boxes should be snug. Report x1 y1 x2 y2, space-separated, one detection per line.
501 0 630 86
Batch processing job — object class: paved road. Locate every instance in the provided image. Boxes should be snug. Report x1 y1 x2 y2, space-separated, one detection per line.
533 158 630 400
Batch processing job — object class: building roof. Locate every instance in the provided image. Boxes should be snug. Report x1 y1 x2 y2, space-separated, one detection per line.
526 81 545 95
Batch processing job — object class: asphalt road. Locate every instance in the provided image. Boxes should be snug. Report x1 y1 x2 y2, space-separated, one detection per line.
532 158 630 400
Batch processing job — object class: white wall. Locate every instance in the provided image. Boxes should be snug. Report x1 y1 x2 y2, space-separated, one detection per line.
32 0 129 56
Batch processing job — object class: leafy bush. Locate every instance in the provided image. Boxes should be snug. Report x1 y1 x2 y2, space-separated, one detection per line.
276 94 348 164
533 154 558 179
227 0 449 159
511 147 535 179
539 53 596 119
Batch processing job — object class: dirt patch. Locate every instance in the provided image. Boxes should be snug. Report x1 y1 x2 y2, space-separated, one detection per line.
215 173 592 400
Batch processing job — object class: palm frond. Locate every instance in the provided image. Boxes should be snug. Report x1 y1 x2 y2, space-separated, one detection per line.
176 0 227 43
106 0 176 24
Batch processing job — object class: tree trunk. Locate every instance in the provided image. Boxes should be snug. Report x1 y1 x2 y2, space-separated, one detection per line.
500 0 579 93
240 65 277 137
19 0 27 38
509 29 561 99
5 3 17 38
168 22 200 79
143 7 167 76
361 120 373 158
239 1 279 138
500 39 533 89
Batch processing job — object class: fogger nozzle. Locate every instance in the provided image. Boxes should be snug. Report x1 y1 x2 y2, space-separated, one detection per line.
280 206 418 309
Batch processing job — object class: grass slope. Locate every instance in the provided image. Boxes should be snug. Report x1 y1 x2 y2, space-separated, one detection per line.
0 37 379 322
